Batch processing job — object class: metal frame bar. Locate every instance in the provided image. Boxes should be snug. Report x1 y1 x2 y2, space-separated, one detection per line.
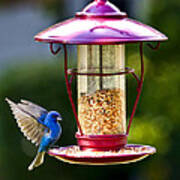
49 42 161 137
63 45 83 135
64 43 144 136
126 42 144 135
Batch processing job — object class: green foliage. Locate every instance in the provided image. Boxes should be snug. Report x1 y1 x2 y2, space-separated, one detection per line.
127 1 180 178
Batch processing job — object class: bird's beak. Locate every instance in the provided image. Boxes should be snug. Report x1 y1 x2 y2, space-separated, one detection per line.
57 116 62 121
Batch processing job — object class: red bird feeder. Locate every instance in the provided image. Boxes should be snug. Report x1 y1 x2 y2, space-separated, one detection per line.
35 0 167 165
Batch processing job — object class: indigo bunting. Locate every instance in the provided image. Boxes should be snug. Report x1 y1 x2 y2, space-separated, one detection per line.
6 98 62 171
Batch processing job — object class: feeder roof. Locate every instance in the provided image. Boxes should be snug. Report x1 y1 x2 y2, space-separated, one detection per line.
35 0 167 45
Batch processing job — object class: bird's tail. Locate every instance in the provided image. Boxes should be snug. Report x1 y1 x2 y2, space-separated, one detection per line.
28 152 45 171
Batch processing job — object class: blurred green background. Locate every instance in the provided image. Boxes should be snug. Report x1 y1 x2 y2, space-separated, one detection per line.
0 0 179 180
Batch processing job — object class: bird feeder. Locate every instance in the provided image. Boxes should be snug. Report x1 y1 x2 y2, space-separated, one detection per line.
34 0 167 165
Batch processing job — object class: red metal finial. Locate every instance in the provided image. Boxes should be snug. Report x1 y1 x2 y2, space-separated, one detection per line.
76 0 127 18
95 0 107 4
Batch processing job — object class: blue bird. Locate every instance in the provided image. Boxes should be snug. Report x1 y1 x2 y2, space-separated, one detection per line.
6 98 62 171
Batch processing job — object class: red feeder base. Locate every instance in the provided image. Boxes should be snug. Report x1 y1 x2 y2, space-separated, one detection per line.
75 133 127 151
48 144 156 165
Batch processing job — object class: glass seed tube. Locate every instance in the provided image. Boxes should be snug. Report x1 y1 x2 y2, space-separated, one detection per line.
77 45 126 135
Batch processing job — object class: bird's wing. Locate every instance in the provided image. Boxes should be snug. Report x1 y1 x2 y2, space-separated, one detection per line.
19 99 48 121
6 98 48 146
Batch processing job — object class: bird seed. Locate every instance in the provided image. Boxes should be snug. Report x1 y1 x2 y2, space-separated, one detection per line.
78 88 126 135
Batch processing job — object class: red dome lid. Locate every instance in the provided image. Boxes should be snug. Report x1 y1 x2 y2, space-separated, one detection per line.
35 0 167 45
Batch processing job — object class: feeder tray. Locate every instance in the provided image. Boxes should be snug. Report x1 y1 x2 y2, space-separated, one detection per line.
48 144 156 165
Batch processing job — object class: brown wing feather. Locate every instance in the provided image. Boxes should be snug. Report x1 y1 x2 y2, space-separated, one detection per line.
6 98 47 146
19 99 48 120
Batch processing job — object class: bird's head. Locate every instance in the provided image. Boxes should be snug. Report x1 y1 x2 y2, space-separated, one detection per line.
48 111 62 122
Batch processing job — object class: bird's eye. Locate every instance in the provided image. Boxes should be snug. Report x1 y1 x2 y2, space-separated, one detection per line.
52 114 57 118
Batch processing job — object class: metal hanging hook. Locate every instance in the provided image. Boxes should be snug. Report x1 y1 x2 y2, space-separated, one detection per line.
147 42 161 50
49 43 61 55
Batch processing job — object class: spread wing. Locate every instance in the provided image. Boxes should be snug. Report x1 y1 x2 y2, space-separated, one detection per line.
18 99 48 121
6 98 48 146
